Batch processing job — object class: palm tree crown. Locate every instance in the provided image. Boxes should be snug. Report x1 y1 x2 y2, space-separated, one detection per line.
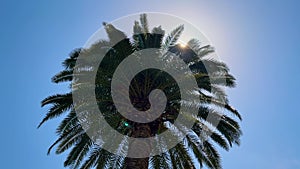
39 14 242 169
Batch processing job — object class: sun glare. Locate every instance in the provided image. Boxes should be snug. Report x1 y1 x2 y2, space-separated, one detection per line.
179 42 187 48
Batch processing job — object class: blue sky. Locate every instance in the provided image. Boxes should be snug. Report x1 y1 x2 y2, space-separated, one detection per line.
1 0 300 168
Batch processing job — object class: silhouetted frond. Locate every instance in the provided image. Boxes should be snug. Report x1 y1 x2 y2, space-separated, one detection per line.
162 25 184 51
140 13 149 33
38 93 72 128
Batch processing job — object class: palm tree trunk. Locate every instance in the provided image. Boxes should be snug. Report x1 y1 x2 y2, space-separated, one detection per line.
124 124 152 169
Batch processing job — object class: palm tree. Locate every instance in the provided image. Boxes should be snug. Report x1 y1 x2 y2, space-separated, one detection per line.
39 14 242 169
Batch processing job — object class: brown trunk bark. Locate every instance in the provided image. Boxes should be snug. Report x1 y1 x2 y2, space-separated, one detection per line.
124 124 152 169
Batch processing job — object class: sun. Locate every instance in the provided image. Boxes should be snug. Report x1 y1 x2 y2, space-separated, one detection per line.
179 42 187 48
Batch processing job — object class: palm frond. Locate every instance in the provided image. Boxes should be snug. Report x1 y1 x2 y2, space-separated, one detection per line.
56 127 85 154
103 22 127 44
149 154 170 169
203 141 221 169
151 25 165 35
174 142 196 169
140 13 149 33
62 48 81 69
196 92 242 120
47 123 81 154
64 134 92 168
38 93 73 128
186 134 212 169
162 25 184 51
51 70 73 83
95 150 114 169
80 147 101 169
56 110 78 134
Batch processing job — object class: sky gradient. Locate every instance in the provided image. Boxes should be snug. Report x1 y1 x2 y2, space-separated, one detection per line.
1 0 300 168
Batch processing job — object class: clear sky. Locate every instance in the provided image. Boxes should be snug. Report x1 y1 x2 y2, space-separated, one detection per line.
1 0 300 168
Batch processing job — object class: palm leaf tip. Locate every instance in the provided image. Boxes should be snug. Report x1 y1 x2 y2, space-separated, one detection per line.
225 104 242 120
62 48 81 70
140 13 149 33
37 120 45 128
162 24 184 51
38 94 72 128
133 21 142 34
